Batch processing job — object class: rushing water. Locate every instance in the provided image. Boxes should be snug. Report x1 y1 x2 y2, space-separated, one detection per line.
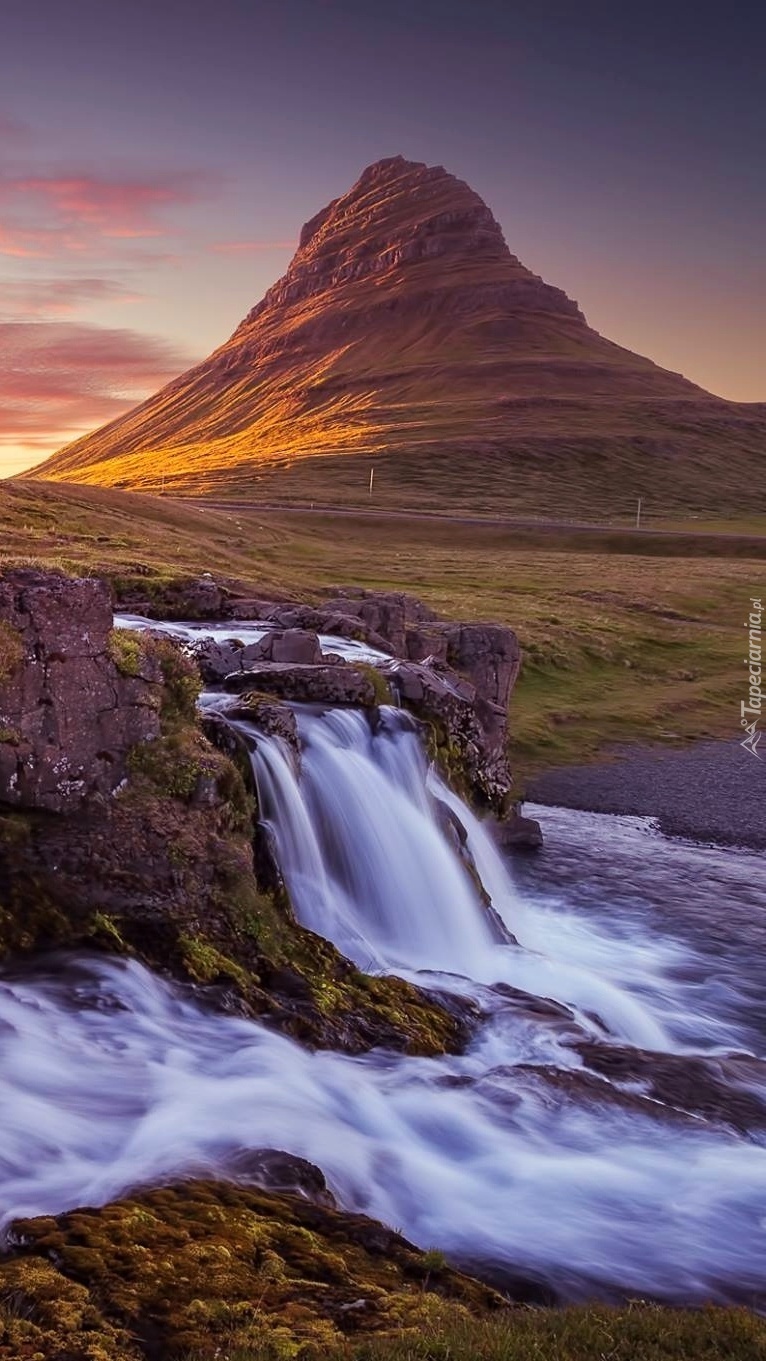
2 638 766 1304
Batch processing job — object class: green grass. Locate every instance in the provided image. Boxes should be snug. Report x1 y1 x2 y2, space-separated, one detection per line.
187 1302 766 1360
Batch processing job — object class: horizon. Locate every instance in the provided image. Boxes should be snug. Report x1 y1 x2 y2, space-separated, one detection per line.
1 0 764 478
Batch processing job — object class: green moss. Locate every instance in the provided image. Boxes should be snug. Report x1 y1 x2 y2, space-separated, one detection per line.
179 934 251 989
127 735 203 801
0 619 24 685
107 627 145 677
3 1181 766 1361
358 663 393 705
87 912 127 952
146 635 201 729
0 1181 498 1361
0 726 20 743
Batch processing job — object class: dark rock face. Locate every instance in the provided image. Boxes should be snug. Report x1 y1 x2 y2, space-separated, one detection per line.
190 628 323 683
0 569 161 812
115 573 227 620
224 661 377 707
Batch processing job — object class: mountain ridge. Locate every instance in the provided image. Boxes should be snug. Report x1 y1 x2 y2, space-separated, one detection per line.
30 155 765 516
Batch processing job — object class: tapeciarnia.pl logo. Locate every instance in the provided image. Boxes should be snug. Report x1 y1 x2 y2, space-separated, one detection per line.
741 597 763 758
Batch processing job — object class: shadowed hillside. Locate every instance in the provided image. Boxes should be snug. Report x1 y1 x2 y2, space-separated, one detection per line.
31 157 766 514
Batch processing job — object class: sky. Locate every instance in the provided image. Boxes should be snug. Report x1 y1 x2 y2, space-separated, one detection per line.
1 0 764 477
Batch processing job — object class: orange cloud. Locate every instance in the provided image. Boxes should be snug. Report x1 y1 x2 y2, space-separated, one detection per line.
0 321 194 476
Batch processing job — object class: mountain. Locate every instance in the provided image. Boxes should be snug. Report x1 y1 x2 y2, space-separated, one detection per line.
31 156 765 517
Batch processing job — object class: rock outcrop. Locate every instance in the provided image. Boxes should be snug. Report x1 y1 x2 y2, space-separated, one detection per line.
0 568 466 1057
32 156 766 517
0 569 161 812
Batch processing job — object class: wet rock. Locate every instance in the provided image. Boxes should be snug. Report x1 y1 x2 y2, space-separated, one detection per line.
224 1148 337 1206
224 661 376 707
221 696 300 759
380 658 513 813
189 629 322 682
575 1043 766 1134
490 807 544 852
190 636 249 682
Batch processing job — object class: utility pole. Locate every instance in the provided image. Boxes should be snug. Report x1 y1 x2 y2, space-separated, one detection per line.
369 467 375 497
636 496 642 530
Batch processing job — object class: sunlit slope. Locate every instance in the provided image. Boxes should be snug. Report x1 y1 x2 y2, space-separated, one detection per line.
33 156 766 514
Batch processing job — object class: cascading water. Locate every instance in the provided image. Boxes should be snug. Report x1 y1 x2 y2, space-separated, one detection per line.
3 633 766 1305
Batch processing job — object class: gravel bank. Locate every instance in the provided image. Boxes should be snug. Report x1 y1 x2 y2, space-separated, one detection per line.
527 739 766 849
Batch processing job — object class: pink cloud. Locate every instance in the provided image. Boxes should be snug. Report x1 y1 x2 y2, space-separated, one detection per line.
0 169 215 258
0 277 139 319
0 320 194 475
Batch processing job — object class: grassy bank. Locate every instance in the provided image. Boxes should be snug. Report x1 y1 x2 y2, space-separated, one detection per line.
191 1304 766 1360
3 479 762 780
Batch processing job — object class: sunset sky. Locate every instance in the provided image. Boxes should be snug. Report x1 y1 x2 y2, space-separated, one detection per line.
1 0 763 477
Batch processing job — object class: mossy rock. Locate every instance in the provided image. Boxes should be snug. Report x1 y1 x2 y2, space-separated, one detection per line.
0 1180 500 1360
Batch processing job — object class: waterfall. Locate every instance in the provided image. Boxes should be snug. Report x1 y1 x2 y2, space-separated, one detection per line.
246 706 669 1050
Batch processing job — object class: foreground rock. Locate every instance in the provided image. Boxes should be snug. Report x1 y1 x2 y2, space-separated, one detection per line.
0 567 466 1057
0 1179 501 1359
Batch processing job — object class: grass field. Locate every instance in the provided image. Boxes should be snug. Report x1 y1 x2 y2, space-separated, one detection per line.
3 479 763 783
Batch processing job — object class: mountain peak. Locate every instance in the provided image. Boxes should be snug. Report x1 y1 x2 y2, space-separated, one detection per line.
31 157 764 517
244 154 567 333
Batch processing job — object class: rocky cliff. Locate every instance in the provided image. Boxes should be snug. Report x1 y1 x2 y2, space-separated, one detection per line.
31 156 766 516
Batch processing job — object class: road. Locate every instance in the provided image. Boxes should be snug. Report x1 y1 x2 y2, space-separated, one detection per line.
181 499 765 544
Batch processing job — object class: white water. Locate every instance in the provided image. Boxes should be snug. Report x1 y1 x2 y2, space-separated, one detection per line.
2 702 766 1304
114 612 390 663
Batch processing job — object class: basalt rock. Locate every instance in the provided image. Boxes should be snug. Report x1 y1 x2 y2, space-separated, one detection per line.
114 572 227 620
190 628 322 683
224 660 377 707
381 657 514 815
0 568 162 812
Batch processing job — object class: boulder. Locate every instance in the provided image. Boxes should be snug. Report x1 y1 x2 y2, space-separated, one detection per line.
490 808 544 852
224 662 377 707
221 696 300 760
190 637 249 683
269 629 323 664
0 568 162 812
441 623 521 710
379 657 513 812
190 629 322 683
